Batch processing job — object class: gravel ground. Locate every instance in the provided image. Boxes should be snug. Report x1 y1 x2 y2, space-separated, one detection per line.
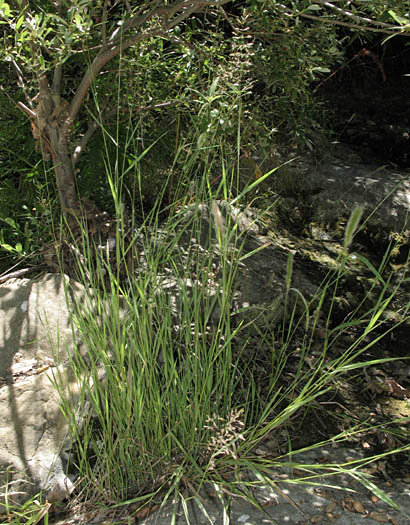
136 445 410 525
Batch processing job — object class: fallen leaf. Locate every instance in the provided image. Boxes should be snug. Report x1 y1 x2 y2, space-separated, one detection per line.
367 511 389 522
352 500 366 514
326 502 337 513
326 513 340 523
310 514 323 523
343 497 354 512
135 504 158 519
385 378 410 399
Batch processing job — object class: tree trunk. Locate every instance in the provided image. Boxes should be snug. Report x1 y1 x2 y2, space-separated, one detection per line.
35 76 80 215
48 129 79 214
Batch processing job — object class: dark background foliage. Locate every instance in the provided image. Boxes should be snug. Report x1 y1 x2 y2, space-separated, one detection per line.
1 1 410 271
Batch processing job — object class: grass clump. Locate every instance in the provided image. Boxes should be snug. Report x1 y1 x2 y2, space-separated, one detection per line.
46 109 410 521
51 160 410 522
58 187 250 504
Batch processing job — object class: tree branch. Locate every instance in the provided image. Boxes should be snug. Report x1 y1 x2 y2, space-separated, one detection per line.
101 0 109 47
72 119 101 166
17 101 36 119
297 11 410 35
38 74 53 115
52 0 63 95
109 0 186 42
11 59 35 109
109 0 232 46
53 65 63 96
218 6 237 32
66 0 230 131
312 0 404 29
66 27 164 130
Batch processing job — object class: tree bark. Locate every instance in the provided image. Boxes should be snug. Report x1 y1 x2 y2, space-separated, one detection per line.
51 144 78 214
30 76 80 214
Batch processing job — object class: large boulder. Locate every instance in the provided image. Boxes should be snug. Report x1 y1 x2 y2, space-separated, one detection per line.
0 273 86 508
273 149 410 241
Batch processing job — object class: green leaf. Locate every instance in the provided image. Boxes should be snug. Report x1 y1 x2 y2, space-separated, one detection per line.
0 1 10 18
15 13 25 30
197 132 208 149
0 242 16 253
3 217 17 229
388 9 408 26
352 253 386 287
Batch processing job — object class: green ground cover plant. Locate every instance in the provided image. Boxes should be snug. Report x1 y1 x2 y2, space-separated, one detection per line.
0 478 51 525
